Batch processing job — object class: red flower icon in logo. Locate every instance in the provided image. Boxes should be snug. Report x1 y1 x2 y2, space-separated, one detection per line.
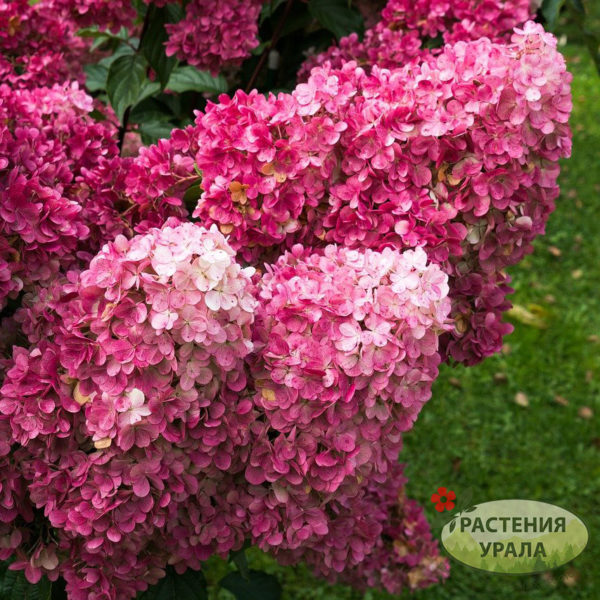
431 487 456 512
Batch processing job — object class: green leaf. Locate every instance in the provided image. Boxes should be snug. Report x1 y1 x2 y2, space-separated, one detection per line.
84 63 109 92
98 43 136 69
230 549 249 579
567 0 585 15
280 8 312 37
220 570 281 600
542 0 567 29
137 80 162 105
129 98 173 125
77 27 111 40
183 182 203 212
106 53 148 122
140 4 183 88
260 0 288 24
132 0 149 18
251 41 269 56
307 0 364 40
139 120 177 145
166 66 228 95
139 567 208 600
0 570 52 600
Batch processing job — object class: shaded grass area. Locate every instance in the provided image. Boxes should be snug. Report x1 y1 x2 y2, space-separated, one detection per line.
207 43 600 600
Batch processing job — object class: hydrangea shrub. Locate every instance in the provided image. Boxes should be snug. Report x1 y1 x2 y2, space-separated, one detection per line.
0 1 572 599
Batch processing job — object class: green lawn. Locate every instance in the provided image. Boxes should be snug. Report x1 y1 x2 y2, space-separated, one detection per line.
208 42 600 600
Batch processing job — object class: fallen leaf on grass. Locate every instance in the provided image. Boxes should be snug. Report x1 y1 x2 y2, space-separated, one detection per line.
562 567 580 587
493 372 508 384
571 269 583 280
553 395 569 406
514 392 529 407
448 377 462 389
540 572 557 587
506 304 549 329
578 406 594 420
548 246 561 257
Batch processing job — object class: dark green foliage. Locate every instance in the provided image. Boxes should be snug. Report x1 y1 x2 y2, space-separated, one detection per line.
307 0 364 40
0 570 51 600
139 567 208 600
220 570 281 600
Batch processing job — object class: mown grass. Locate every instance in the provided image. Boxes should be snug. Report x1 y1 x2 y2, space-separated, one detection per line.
207 42 600 600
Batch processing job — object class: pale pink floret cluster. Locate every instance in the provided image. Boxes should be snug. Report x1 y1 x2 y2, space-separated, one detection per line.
128 22 571 364
162 0 266 75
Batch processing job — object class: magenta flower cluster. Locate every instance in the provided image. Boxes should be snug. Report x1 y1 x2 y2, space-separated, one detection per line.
299 0 534 77
275 461 449 592
48 0 137 33
161 0 266 75
0 1 571 598
0 0 87 87
0 82 119 312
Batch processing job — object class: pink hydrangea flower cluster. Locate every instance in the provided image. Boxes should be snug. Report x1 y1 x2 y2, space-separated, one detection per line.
48 0 137 33
248 244 451 495
381 0 533 44
127 22 571 364
275 461 449 592
0 223 450 597
299 0 534 77
160 0 266 75
0 82 119 312
0 223 256 595
0 0 87 88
